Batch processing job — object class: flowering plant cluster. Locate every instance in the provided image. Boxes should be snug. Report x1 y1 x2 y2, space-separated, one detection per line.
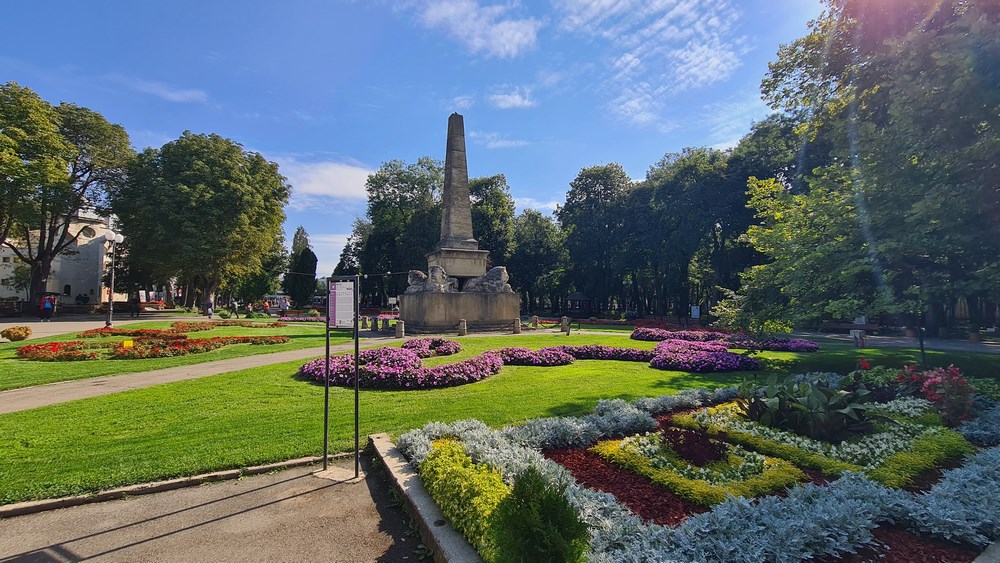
653 339 729 354
728 337 820 353
376 313 399 320
276 316 327 322
15 341 99 361
553 345 656 362
169 320 286 332
108 335 289 359
78 327 187 340
898 365 976 426
631 327 730 342
496 346 575 366
402 337 463 358
1 325 32 341
650 349 761 373
299 347 503 389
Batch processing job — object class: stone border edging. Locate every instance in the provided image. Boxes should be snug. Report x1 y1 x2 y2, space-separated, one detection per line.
0 453 350 519
369 433 483 563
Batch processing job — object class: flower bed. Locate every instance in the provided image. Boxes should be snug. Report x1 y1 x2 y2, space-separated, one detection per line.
650 349 761 372
108 335 289 359
298 347 503 389
402 337 462 358
496 346 575 366
631 327 821 353
276 316 327 322
631 327 732 342
394 386 999 562
15 341 100 361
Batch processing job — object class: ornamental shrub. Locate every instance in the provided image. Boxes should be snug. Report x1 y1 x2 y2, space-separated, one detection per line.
419 439 510 560
650 350 760 372
491 466 589 563
496 347 574 366
959 399 1000 446
403 337 463 358
1 325 31 341
898 365 975 426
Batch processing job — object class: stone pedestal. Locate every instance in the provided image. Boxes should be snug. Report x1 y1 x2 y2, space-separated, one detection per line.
531 315 538 329
425 248 489 279
361 317 369 330
561 316 569 332
395 320 405 338
400 292 520 334
458 319 467 336
513 318 521 334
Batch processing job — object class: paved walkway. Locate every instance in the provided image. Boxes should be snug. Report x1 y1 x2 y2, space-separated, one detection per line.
799 331 1000 354
0 456 413 562
0 337 394 415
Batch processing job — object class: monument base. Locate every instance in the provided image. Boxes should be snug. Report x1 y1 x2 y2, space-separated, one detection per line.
399 292 521 333
425 248 489 279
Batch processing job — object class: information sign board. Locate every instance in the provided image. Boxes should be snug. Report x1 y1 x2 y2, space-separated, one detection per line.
329 282 355 329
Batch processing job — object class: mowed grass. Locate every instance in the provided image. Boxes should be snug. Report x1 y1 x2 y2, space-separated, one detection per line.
0 321 352 391
0 332 997 504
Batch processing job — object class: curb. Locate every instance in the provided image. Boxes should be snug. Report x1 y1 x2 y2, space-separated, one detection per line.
369 433 483 563
0 453 350 519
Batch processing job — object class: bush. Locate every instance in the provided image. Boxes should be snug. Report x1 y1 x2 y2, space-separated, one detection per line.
305 308 321 317
245 311 271 319
1 325 32 341
420 439 510 560
217 311 232 319
491 466 589 563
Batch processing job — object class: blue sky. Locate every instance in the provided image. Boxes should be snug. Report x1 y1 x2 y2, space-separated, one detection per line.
5 0 823 276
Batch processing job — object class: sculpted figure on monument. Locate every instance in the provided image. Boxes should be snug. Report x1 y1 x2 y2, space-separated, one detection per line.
404 265 459 293
462 266 513 293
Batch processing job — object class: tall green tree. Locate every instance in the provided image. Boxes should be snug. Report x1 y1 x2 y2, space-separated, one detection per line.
2 88 134 302
508 209 566 312
291 225 311 255
469 174 516 265
112 131 290 303
557 163 632 312
284 247 317 308
0 82 72 252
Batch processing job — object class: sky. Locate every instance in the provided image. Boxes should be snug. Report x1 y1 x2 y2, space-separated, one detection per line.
5 0 824 276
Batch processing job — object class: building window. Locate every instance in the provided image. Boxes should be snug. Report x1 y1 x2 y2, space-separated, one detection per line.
1 278 10 285
1 257 9 263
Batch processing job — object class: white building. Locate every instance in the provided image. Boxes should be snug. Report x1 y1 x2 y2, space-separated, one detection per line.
0 212 124 305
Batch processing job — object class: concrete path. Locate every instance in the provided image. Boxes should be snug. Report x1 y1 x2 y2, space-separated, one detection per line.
0 338 394 415
798 331 1000 354
0 455 414 563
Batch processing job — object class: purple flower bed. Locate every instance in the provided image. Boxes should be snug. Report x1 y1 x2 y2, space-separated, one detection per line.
726 336 820 352
552 344 656 362
299 347 501 389
653 339 730 354
650 349 761 372
631 327 730 342
277 316 327 322
497 347 575 366
402 338 463 358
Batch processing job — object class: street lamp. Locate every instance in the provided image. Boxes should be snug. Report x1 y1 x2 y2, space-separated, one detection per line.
104 229 124 327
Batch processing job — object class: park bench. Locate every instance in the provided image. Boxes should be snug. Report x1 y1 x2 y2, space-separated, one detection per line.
0 301 23 317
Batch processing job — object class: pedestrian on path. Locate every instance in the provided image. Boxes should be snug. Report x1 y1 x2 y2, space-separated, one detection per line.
205 299 214 320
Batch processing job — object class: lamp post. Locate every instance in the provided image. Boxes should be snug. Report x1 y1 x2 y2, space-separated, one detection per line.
104 229 124 327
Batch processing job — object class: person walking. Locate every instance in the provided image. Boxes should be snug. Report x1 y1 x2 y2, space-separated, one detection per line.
230 300 239 319
129 295 141 318
205 299 214 320
39 296 54 322
278 297 289 318
263 299 271 317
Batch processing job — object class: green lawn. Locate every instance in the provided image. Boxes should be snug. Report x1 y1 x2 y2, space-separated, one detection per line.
1 332 997 504
0 321 353 391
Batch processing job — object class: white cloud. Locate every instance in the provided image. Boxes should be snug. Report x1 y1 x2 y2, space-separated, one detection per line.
450 95 475 110
489 85 536 109
108 75 208 103
514 197 560 213
703 94 770 149
309 233 352 277
468 131 529 149
552 0 744 127
276 158 373 212
413 0 542 59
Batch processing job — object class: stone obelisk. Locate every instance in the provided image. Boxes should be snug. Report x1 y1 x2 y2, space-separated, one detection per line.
425 113 489 278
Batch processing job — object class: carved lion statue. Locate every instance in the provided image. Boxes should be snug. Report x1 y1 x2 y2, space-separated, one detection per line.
405 265 459 293
463 266 513 293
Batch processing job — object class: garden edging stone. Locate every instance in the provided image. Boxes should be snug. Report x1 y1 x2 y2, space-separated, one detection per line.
370 433 483 563
0 453 349 518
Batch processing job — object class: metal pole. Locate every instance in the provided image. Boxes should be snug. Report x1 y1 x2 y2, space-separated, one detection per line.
105 242 116 328
353 273 360 479
916 306 927 369
323 277 331 471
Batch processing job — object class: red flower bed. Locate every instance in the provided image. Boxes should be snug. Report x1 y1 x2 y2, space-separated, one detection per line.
543 447 705 527
109 335 289 359
15 341 100 361
78 327 187 340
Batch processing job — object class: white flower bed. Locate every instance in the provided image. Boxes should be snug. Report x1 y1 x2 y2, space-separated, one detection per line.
870 397 935 418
